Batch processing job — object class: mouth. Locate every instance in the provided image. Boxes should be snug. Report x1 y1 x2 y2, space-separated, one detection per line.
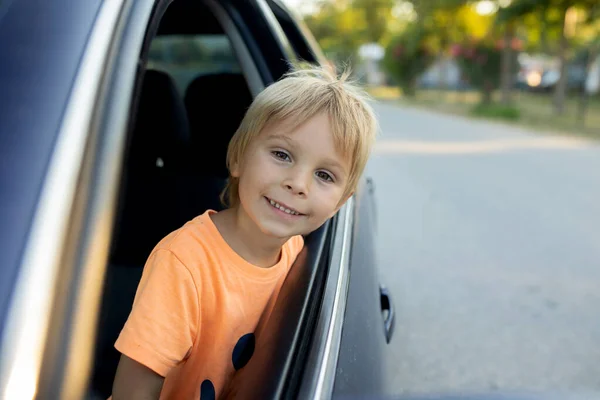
265 197 304 216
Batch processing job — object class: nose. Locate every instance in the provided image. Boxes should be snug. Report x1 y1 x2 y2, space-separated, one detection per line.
282 168 310 197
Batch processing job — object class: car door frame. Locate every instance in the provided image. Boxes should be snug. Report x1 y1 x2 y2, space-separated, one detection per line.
0 0 177 397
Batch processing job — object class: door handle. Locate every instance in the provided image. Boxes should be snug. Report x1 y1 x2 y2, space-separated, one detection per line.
380 285 395 344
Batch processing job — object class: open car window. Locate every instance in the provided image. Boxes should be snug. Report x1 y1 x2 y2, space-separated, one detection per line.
266 0 329 66
88 0 336 399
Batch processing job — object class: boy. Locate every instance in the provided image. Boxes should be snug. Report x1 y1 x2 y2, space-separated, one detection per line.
110 65 378 399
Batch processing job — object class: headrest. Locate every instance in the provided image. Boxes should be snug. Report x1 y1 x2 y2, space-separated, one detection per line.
184 73 253 177
128 69 190 173
110 69 190 266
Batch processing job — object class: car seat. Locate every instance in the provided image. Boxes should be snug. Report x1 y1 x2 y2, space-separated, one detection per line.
183 72 253 209
90 69 192 398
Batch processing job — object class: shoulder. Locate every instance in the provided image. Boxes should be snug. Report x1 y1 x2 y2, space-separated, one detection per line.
151 213 215 266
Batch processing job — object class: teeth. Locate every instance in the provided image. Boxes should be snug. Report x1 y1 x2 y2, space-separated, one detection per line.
268 198 299 215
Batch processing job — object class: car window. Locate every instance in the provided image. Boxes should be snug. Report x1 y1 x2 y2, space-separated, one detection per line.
266 0 328 67
270 17 311 61
147 34 242 96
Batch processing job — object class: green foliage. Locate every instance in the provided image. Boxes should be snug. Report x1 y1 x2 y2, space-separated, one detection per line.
303 0 396 63
471 103 522 120
351 0 395 43
497 0 548 23
382 24 436 96
303 2 366 62
497 0 600 46
498 0 599 22
412 0 469 16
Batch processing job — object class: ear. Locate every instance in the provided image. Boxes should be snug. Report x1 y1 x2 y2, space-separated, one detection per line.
230 158 241 178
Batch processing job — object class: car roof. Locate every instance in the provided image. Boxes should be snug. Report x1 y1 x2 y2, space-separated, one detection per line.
0 0 101 332
156 0 224 35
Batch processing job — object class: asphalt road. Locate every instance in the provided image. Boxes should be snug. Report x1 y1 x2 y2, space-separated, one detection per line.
367 103 600 396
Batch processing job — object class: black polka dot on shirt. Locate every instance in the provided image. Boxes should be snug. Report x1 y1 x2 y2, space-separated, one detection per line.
200 379 215 400
232 333 255 370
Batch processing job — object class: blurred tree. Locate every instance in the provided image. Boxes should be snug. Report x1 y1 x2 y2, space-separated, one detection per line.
491 7 529 107
576 41 598 125
352 0 395 43
499 21 516 105
516 8 560 53
382 23 436 96
498 0 599 115
303 0 397 64
453 38 520 104
303 0 367 62
413 0 493 88
576 7 600 126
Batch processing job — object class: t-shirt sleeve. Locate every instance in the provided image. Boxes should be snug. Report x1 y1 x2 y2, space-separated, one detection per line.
114 248 200 377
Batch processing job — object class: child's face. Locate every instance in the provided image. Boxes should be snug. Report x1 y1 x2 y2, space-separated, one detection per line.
232 112 351 239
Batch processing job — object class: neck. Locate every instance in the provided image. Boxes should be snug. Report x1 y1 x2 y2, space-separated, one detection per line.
212 206 289 268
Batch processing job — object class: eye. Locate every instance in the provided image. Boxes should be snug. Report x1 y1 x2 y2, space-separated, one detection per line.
316 170 334 182
271 150 291 162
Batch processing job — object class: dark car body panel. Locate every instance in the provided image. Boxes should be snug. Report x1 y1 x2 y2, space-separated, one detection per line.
334 178 388 397
0 0 102 340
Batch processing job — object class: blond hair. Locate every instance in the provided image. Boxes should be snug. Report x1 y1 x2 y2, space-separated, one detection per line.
221 64 378 208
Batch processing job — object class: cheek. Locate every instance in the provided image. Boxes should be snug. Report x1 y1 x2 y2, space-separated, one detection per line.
239 153 278 189
312 187 346 215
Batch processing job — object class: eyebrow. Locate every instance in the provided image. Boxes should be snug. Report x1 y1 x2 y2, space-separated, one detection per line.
321 159 346 174
266 134 295 146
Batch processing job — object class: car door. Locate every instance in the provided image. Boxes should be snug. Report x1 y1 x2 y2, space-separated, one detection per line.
0 0 136 397
0 0 198 395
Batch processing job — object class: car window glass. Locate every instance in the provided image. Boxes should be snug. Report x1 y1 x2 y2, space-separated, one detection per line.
147 34 242 95
266 5 314 62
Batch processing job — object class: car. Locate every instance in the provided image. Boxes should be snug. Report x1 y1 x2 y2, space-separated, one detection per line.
518 65 587 93
0 0 395 399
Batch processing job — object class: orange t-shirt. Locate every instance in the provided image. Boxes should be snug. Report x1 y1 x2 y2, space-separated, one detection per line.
113 210 304 399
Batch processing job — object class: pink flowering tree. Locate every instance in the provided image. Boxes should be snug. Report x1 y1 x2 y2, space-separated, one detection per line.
383 25 436 97
451 38 520 104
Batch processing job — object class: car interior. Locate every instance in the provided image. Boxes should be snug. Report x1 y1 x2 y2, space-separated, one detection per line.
88 1 254 397
88 0 330 398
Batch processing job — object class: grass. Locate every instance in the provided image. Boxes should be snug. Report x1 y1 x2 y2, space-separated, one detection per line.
471 103 521 120
366 86 600 140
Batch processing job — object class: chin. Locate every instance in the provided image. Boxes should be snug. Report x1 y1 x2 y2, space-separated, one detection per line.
253 217 304 238
259 224 301 239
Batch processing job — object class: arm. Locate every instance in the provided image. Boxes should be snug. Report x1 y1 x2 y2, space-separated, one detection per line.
111 249 200 399
112 355 165 400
